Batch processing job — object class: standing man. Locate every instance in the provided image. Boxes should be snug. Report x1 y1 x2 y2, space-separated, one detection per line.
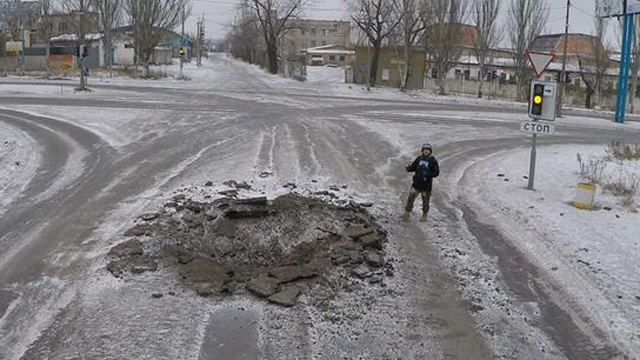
401 143 440 222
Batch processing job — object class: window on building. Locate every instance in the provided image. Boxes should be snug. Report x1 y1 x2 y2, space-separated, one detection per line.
574 78 581 87
311 40 316 47
311 29 316 35
431 68 438 79
339 55 345 62
464 69 470 81
60 22 68 33
329 55 335 61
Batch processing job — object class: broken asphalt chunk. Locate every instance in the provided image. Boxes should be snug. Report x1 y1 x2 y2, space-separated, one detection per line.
131 256 158 274
124 224 154 237
247 276 280 298
344 226 374 240
139 213 159 221
268 287 301 307
365 251 383 267
360 232 383 249
108 239 143 258
269 266 316 283
351 264 373 279
233 197 268 206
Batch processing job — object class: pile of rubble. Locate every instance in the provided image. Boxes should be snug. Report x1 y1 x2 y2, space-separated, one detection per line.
106 186 390 307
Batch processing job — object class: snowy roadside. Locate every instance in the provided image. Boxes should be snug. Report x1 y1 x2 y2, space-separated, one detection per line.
0 82 147 99
461 144 640 356
0 120 41 216
2 105 176 149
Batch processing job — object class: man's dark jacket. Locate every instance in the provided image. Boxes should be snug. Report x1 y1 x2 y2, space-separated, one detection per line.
406 155 440 192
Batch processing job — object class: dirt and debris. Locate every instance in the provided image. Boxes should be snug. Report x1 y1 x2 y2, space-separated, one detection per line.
106 186 389 307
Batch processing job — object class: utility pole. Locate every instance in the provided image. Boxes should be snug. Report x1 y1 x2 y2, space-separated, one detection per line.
615 0 634 123
196 19 201 67
79 0 87 90
179 4 185 78
197 14 204 67
557 0 570 117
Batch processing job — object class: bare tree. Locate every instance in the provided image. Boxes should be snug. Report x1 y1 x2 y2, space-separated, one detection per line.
629 17 640 113
472 0 501 98
228 2 262 64
249 0 306 74
38 0 54 77
423 0 467 95
350 0 403 87
125 0 189 76
92 0 122 77
508 0 548 100
61 0 93 90
593 17 610 107
577 18 610 109
396 0 425 91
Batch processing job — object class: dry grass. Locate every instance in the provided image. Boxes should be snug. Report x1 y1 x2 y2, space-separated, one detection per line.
605 141 640 161
577 153 607 184
602 173 639 208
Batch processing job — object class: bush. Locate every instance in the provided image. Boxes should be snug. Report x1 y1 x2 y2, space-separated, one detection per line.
603 172 639 208
605 141 640 161
577 153 607 184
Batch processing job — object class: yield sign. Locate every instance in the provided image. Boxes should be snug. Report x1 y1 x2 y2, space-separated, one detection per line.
527 51 556 78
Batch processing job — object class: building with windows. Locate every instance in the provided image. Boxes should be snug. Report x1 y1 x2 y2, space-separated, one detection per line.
282 19 351 55
302 44 354 66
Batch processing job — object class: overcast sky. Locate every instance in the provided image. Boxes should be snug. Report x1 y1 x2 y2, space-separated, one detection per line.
189 0 622 49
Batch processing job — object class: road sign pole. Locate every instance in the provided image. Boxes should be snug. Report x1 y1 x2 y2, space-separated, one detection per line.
527 127 538 190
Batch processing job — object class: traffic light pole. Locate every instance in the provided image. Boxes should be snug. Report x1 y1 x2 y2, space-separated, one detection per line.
179 4 185 79
527 130 538 190
525 80 558 191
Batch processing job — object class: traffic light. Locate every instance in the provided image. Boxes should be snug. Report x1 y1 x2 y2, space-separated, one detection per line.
530 83 544 116
179 47 185 57
82 45 88 58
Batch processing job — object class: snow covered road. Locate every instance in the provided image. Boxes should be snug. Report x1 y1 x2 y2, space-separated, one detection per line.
1 54 640 359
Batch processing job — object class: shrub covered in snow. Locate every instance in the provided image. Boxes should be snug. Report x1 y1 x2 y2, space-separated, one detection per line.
576 153 607 184
577 148 640 208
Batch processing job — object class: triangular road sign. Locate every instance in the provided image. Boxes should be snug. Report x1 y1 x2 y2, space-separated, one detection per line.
527 51 556 78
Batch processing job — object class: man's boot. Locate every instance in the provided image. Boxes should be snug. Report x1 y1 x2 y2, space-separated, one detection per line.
419 213 428 222
400 211 411 221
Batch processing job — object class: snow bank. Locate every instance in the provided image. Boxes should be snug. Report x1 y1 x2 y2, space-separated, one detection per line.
463 144 640 356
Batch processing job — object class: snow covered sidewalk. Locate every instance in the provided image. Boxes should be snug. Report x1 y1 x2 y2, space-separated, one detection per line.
461 144 640 355
0 120 40 215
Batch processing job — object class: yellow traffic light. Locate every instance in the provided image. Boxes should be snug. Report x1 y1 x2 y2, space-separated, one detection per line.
534 95 543 105
530 84 545 116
